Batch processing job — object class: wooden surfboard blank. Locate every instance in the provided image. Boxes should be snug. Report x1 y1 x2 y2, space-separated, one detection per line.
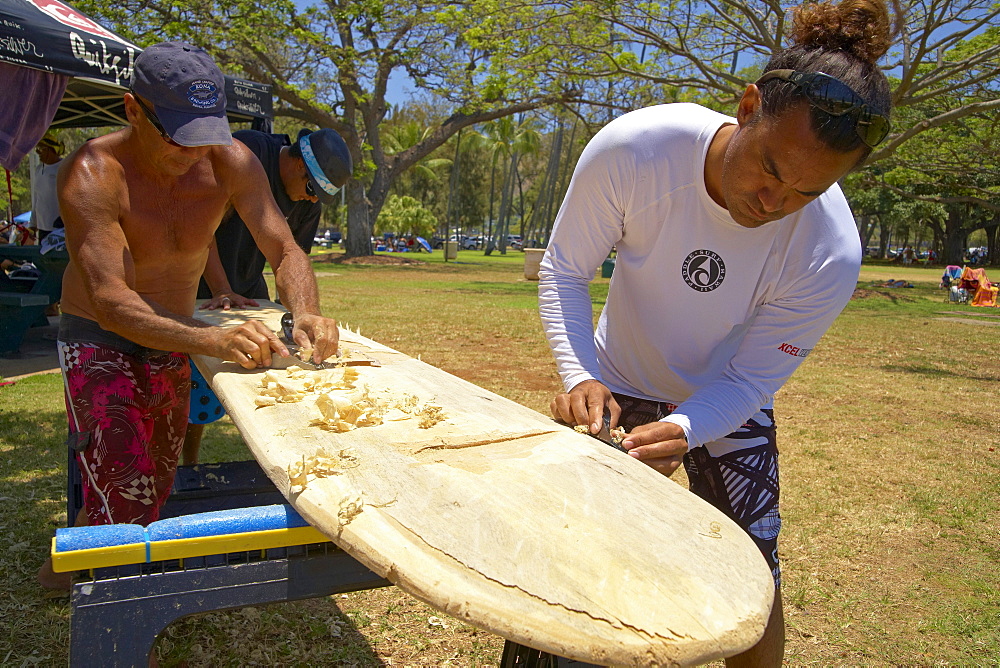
193 303 774 666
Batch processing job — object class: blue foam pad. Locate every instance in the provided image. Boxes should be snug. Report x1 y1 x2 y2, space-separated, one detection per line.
54 505 310 552
55 524 146 552
147 504 309 541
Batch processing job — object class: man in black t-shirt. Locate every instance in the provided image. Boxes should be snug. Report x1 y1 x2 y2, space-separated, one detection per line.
198 127 352 304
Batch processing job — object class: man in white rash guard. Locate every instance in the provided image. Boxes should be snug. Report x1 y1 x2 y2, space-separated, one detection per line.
538 0 895 665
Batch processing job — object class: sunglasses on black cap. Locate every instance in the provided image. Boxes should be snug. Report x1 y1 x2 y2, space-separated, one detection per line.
130 91 183 147
754 69 891 148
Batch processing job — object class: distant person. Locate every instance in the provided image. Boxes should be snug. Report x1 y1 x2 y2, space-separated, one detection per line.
30 132 64 243
537 0 894 664
183 127 352 466
38 41 340 589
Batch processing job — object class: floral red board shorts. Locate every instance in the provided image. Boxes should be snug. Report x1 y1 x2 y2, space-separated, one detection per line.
59 340 191 526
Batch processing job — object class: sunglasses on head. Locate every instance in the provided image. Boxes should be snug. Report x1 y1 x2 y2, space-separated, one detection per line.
754 69 891 148
130 91 182 146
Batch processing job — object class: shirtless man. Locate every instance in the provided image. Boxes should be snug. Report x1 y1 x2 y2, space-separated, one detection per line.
38 41 337 588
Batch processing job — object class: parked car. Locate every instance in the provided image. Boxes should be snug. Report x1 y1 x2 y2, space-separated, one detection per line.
450 235 478 250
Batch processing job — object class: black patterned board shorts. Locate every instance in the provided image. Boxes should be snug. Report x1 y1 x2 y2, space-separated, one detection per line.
612 392 782 587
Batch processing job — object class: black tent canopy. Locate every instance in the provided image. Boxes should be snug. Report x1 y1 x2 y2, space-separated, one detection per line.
0 0 272 166
52 76 273 129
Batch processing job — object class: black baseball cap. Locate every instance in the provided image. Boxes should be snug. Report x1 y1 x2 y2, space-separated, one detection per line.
130 41 232 147
296 129 352 204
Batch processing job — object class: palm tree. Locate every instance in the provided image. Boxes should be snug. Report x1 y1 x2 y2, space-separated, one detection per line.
475 116 542 254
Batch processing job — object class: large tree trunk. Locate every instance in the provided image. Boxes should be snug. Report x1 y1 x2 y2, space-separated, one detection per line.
943 207 968 266
344 180 373 257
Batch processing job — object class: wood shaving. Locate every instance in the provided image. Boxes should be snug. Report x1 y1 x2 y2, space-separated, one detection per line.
417 403 446 429
333 348 367 366
255 365 450 484
574 424 589 433
286 448 359 491
310 386 445 433
337 495 364 525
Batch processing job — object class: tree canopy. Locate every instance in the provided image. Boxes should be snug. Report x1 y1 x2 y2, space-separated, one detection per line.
68 0 1000 261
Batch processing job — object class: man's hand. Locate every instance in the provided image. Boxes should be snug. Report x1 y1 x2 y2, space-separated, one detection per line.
199 292 260 311
217 320 289 369
550 379 620 435
621 422 688 476
291 313 340 363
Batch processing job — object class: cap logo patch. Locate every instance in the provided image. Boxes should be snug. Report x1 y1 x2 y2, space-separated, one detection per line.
187 80 220 109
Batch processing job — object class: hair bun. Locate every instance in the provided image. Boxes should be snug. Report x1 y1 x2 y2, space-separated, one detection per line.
791 0 894 64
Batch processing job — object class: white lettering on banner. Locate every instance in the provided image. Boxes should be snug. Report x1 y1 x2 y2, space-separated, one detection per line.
0 35 44 58
235 100 265 115
69 32 135 86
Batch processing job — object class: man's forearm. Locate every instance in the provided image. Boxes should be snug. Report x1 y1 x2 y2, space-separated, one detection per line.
273 247 321 316
91 290 219 354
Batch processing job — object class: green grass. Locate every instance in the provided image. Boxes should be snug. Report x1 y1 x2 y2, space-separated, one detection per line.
2 256 999 665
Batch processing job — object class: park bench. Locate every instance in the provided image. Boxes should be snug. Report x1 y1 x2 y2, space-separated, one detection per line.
0 290 49 354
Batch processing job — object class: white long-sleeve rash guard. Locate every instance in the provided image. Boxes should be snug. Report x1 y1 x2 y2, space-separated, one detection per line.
538 104 861 455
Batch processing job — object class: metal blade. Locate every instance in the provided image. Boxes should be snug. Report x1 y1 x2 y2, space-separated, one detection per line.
590 412 628 453
280 311 380 367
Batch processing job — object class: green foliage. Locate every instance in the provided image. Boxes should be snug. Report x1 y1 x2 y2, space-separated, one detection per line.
375 194 438 237
66 0 1000 261
2 160 31 219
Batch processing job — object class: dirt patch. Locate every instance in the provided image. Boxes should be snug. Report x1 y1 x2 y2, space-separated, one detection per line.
851 287 915 301
314 253 426 266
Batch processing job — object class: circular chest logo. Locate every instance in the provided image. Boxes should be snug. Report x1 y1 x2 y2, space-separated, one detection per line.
682 250 726 292
187 80 220 109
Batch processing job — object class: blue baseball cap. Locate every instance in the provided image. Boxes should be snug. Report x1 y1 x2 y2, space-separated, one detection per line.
296 129 352 204
130 41 232 147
